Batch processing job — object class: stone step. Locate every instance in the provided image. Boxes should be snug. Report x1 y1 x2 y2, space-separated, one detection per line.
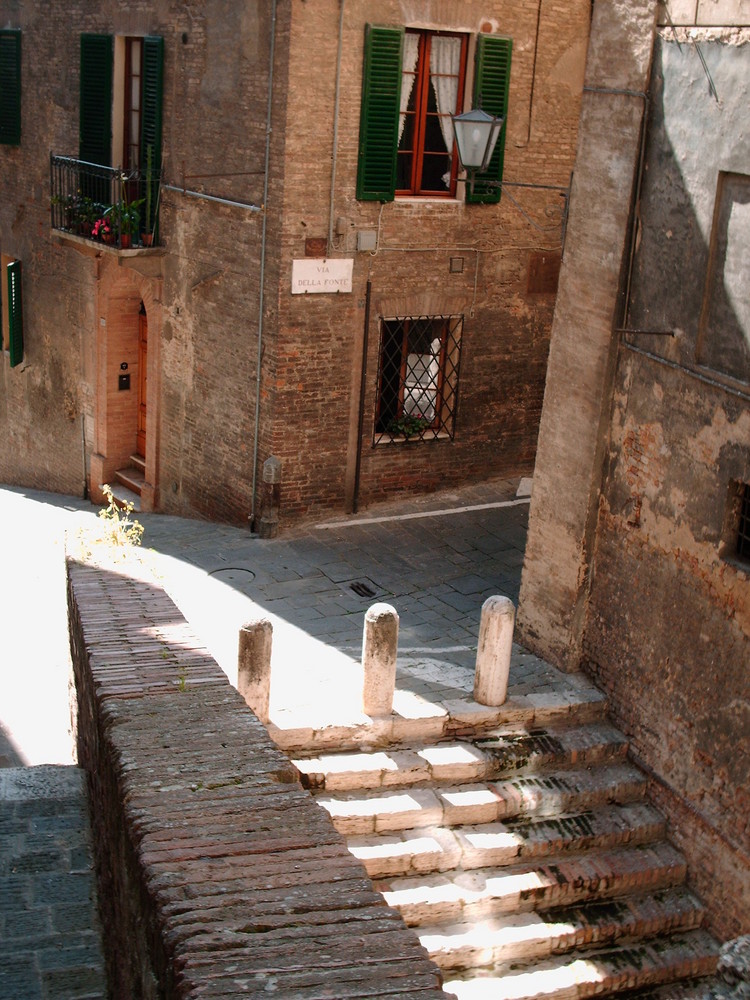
441 929 719 1000
293 722 629 792
348 802 666 879
317 763 648 836
375 841 687 925
271 683 608 754
419 886 706 971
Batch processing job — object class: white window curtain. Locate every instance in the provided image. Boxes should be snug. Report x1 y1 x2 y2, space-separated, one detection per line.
398 33 420 145
404 338 442 422
430 35 461 154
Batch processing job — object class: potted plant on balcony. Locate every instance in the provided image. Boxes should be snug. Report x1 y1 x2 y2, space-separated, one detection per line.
92 216 113 243
104 195 144 248
140 145 160 246
74 196 101 237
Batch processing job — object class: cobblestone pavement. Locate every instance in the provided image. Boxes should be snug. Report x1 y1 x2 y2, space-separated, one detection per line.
0 473 568 760
0 767 107 1000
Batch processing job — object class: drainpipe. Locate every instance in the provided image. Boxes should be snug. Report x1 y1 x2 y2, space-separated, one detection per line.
250 0 277 531
327 0 345 255
351 276 372 514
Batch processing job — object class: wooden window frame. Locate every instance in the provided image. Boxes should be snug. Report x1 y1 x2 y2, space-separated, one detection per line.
396 30 468 198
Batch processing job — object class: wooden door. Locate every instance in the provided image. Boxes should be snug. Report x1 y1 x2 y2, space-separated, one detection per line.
136 308 147 457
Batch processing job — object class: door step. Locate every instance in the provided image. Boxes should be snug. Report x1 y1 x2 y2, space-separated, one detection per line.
113 458 145 510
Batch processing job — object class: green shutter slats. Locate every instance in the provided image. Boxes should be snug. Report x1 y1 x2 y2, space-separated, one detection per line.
468 34 512 205
356 25 403 202
79 34 113 166
140 36 164 235
7 260 23 368
0 30 21 146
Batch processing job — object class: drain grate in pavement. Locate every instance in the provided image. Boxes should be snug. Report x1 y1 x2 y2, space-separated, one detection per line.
349 580 378 599
208 567 256 584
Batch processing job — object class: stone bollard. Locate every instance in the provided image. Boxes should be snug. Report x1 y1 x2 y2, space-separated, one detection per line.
237 618 273 723
473 595 515 706
258 456 281 539
362 603 399 717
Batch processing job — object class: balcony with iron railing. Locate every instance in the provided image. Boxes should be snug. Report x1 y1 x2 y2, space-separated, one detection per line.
50 155 161 251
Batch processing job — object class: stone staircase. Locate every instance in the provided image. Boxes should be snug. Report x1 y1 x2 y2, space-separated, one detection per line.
279 692 719 1000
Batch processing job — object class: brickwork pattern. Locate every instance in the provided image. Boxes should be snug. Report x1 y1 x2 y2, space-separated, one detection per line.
67 552 449 1000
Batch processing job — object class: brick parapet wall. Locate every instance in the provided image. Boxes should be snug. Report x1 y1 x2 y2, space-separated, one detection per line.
67 553 447 1000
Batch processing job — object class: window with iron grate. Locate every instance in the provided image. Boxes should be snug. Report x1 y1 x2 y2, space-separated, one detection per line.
375 315 463 443
737 482 750 562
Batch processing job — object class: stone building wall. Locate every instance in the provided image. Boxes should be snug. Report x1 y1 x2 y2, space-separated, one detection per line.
0 1 277 524
582 19 750 938
0 0 590 526
519 0 750 938
270 0 590 521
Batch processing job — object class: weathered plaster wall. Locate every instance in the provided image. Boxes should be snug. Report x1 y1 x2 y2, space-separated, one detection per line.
581 24 750 938
520 5 749 937
585 350 750 938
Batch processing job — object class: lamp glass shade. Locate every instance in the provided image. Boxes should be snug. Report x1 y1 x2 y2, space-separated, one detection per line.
451 108 505 173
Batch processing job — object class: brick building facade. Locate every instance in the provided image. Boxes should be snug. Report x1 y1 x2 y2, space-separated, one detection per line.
519 0 750 939
0 0 590 526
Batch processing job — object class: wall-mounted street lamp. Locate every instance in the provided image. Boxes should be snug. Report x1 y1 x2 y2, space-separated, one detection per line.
451 105 572 249
451 107 506 188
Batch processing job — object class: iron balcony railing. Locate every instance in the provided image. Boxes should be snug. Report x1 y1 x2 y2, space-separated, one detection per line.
50 154 161 250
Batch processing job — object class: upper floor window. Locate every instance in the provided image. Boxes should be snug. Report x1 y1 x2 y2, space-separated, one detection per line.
0 30 21 146
79 34 163 233
79 34 163 178
697 171 750 385
397 31 467 197
357 26 512 205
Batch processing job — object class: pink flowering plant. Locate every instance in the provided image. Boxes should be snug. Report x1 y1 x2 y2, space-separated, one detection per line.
92 217 111 241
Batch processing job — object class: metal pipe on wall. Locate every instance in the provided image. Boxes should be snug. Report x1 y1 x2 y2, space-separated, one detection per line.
328 0 346 255
249 0 278 530
351 277 372 514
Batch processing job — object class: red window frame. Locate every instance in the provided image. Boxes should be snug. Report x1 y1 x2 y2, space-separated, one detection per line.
397 30 468 198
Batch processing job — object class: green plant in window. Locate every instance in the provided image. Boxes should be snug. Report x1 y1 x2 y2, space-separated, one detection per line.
387 414 430 438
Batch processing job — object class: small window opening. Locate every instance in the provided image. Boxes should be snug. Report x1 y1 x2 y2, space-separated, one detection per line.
375 314 462 443
737 483 750 561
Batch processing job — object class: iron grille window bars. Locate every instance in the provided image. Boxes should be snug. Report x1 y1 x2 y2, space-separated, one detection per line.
375 315 463 443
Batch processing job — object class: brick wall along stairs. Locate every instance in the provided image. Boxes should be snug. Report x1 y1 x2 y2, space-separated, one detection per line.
276 692 720 1000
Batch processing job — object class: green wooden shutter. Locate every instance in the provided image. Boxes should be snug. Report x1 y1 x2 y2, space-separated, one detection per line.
0 30 21 146
467 34 512 205
79 34 113 166
356 25 403 202
140 36 164 235
7 260 23 368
